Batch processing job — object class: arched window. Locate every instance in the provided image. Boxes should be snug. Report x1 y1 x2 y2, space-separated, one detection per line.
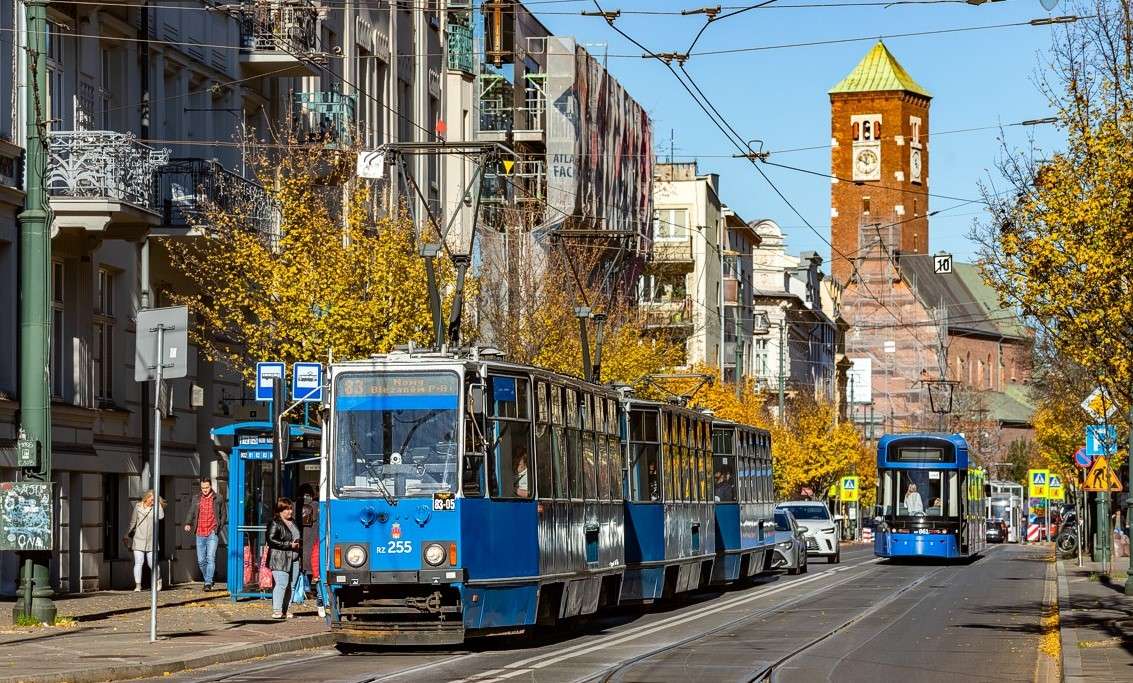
852 121 859 140
874 121 882 140
862 120 871 139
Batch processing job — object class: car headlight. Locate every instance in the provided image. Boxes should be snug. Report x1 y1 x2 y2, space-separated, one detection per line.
345 544 367 568
821 527 836 534
423 542 446 567
779 541 792 548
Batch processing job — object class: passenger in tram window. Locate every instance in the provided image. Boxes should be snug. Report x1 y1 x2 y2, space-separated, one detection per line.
514 447 530 498
648 460 660 501
904 483 924 515
714 468 735 502
928 497 943 516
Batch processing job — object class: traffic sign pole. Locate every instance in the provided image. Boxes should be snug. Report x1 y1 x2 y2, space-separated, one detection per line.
1125 383 1133 595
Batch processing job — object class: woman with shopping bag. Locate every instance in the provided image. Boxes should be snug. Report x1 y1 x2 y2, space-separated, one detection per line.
265 497 301 619
125 490 164 592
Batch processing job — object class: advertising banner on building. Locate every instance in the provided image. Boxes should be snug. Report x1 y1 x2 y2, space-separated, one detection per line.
847 357 872 404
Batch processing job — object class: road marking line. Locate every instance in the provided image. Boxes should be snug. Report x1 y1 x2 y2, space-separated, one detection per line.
478 559 884 681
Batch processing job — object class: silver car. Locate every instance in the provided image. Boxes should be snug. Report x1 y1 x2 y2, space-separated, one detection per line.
766 508 808 575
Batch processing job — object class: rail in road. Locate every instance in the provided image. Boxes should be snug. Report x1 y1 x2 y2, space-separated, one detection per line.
149 543 1052 683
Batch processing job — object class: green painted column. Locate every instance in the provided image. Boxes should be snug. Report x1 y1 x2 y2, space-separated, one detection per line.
14 0 56 624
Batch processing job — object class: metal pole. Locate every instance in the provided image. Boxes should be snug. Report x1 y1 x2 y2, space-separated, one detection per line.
150 325 165 642
777 321 785 422
17 0 55 624
1125 380 1133 592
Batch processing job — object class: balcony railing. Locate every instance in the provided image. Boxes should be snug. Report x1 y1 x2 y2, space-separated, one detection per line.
482 159 546 204
650 238 694 265
46 131 169 210
641 298 694 329
292 90 356 146
155 158 275 235
240 0 318 54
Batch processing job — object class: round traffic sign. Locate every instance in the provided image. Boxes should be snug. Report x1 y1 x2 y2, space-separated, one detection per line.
1074 447 1093 469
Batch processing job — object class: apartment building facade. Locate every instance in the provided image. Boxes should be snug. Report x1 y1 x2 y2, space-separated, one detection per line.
0 0 455 593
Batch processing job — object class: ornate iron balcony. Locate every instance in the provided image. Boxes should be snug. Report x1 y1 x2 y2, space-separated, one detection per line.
155 158 276 236
292 90 356 146
46 131 170 210
240 0 318 54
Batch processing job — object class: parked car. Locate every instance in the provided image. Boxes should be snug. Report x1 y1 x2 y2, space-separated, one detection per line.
986 518 1009 543
765 508 808 575
777 501 841 563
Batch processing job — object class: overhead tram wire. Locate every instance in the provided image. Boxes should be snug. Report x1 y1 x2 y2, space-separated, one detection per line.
584 3 945 348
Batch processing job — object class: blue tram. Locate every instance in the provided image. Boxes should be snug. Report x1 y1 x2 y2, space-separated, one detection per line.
319 349 777 646
710 420 775 583
873 433 988 560
619 399 715 601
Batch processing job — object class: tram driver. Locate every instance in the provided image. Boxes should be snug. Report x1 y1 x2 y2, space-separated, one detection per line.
904 483 925 515
514 448 530 498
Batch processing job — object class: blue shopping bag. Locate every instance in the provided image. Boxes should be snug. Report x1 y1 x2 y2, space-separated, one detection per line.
292 572 309 604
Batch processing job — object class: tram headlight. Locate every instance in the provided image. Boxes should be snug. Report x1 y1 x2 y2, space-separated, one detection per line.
344 544 367 568
423 542 446 567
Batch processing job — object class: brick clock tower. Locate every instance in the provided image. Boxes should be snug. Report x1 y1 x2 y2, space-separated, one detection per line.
829 41 931 286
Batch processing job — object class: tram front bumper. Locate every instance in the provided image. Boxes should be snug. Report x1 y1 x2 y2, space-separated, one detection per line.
329 578 465 646
877 532 958 558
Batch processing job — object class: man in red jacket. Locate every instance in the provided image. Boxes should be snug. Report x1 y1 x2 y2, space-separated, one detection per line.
184 478 226 591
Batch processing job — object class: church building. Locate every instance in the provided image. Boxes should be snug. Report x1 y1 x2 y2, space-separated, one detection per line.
828 42 1033 463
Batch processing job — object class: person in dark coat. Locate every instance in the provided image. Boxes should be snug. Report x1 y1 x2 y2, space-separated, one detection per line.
266 498 301 619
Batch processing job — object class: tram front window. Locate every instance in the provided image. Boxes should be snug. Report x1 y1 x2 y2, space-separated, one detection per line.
333 372 460 498
880 469 959 518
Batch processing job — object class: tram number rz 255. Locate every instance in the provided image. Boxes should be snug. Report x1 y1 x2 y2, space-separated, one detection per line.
376 541 413 555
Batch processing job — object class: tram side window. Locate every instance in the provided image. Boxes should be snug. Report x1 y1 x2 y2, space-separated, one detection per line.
663 414 675 501
582 394 597 500
551 386 569 499
487 375 533 500
566 389 582 499
609 435 623 501
535 382 554 500
629 411 661 502
463 390 486 498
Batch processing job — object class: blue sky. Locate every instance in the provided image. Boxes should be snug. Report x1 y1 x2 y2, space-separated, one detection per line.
526 0 1065 264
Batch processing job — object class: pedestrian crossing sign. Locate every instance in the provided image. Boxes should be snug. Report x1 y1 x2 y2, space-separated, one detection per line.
1047 475 1065 501
1028 469 1049 498
1083 456 1123 493
840 476 860 502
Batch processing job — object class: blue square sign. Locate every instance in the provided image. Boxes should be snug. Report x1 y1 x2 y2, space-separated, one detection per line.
292 362 323 402
255 362 285 402
1086 424 1118 457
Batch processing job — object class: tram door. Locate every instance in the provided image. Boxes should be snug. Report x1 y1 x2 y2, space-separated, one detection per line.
958 472 969 554
227 433 277 599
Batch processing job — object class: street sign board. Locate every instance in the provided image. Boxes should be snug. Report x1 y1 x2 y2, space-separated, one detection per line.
1081 387 1117 423
0 482 52 551
135 306 189 382
846 358 872 404
933 252 953 274
1083 456 1123 493
840 476 860 502
255 362 285 402
15 429 37 468
1085 425 1118 457
1028 469 1049 498
1074 447 1093 469
1047 475 1065 501
291 362 323 402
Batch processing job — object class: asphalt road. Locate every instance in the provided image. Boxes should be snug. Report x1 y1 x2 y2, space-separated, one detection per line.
142 543 1053 683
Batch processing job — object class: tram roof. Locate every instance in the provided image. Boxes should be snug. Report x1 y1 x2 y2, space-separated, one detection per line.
211 421 320 439
877 432 968 449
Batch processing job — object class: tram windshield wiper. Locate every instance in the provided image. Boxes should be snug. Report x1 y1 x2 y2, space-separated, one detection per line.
349 439 398 506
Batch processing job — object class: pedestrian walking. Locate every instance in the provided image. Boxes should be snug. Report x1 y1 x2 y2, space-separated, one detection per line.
297 484 325 617
267 497 301 619
183 477 226 591
126 490 165 592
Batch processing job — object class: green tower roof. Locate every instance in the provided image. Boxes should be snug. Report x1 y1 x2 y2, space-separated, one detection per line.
829 41 931 98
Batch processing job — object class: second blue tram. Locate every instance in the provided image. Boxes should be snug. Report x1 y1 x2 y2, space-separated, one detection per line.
710 420 775 583
873 433 988 560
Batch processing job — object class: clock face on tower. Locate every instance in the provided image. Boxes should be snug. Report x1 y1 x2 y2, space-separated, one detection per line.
856 148 879 176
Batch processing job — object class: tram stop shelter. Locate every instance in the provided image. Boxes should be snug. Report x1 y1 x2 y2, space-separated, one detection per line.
211 421 321 600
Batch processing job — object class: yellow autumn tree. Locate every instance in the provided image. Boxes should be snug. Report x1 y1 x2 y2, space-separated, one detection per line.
770 397 874 505
166 144 452 382
975 1 1132 440
477 227 682 385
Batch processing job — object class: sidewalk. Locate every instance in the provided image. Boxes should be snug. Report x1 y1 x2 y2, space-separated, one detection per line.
1058 558 1133 681
0 584 334 683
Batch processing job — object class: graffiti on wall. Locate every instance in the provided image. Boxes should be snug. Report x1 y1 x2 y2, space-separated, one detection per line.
0 481 53 551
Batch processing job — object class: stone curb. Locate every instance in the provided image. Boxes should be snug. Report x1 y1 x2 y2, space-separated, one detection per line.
0 631 337 683
1058 560 1085 683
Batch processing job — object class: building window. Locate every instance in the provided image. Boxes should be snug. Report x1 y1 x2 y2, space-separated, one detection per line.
754 338 769 379
93 268 115 401
862 197 871 215
654 207 689 241
51 261 65 399
641 272 687 303
986 353 993 389
874 120 881 140
46 22 66 130
102 473 120 560
852 121 859 140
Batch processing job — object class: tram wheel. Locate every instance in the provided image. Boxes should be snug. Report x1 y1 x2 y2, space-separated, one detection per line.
335 641 369 655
